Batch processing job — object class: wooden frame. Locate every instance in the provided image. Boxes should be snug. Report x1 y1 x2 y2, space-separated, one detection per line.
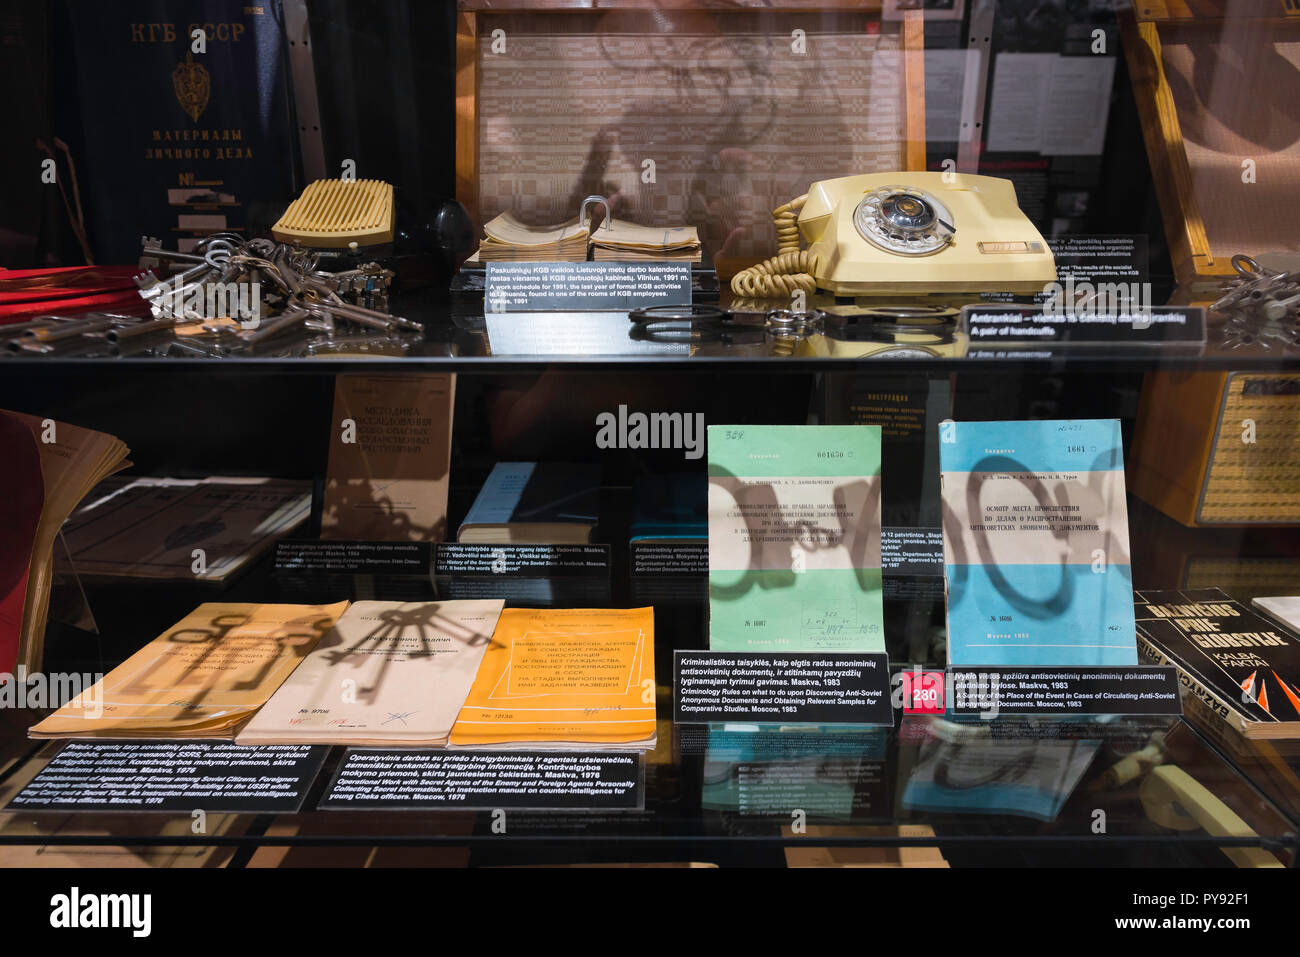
1121 2 1300 283
1132 0 1300 21
902 9 927 173
1121 16 1220 283
455 5 928 230
455 11 479 235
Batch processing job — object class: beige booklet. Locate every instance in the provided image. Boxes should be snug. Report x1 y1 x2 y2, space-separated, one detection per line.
1 411 130 673
590 221 701 262
237 599 504 747
478 212 589 262
321 373 456 541
28 601 349 740
477 212 701 263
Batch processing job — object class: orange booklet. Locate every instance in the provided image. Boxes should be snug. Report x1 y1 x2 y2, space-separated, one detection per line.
449 607 656 749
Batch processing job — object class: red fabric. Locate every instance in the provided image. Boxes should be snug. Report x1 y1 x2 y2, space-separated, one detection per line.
0 413 44 675
0 266 146 323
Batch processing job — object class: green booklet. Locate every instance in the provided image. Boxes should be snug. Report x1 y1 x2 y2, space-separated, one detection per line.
707 425 884 652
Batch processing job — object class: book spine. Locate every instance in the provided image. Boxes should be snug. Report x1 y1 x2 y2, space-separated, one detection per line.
460 463 532 528
1134 628 1251 737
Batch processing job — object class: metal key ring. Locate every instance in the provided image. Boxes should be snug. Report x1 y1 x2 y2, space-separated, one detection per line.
1232 254 1272 278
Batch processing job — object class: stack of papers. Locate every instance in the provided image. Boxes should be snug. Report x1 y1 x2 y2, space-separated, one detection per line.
591 221 701 262
475 212 702 263
477 212 589 262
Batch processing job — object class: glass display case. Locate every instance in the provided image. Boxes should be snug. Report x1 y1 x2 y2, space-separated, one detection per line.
2 0 1299 899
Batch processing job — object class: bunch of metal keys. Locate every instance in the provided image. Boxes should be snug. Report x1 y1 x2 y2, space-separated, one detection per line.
1213 254 1300 349
135 232 422 345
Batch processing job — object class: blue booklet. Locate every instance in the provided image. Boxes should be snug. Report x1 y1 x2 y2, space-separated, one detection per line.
938 419 1137 666
458 463 599 544
901 732 1099 822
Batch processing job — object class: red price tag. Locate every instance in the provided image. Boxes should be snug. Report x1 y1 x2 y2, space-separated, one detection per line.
901 670 946 714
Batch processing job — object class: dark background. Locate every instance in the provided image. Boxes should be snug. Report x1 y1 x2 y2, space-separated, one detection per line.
0 0 459 268
1 0 1169 283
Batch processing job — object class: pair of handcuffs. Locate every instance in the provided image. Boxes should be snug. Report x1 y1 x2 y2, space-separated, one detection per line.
627 304 960 354
627 304 819 345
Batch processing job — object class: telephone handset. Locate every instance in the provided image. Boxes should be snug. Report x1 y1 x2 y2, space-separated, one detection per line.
731 171 1057 298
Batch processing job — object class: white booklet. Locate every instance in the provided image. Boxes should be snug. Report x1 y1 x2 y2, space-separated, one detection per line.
237 599 504 747
1252 596 1300 635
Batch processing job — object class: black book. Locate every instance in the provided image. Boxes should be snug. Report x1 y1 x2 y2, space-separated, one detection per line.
1134 587 1300 740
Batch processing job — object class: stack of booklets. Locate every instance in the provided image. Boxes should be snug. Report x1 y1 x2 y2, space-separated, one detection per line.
28 602 349 740
474 211 701 263
449 606 657 749
457 462 600 545
60 476 311 582
238 599 505 747
476 212 589 263
590 221 701 263
1 410 130 674
28 600 657 750
1136 588 1300 740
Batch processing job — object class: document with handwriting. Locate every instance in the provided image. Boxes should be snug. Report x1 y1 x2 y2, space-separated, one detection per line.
708 425 884 653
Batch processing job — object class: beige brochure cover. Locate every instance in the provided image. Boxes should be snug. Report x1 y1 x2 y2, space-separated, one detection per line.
590 221 700 250
237 599 505 747
483 212 588 247
28 602 349 740
449 606 656 749
321 373 455 542
3 411 130 671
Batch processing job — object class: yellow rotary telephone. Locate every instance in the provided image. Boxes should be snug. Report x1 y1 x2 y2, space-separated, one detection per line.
731 171 1057 298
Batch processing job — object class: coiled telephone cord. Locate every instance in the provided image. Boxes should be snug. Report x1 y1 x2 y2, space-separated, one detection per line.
729 194 821 299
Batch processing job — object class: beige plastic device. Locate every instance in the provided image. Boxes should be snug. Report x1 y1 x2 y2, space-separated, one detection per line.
731 171 1057 298
1139 765 1283 868
271 178 395 248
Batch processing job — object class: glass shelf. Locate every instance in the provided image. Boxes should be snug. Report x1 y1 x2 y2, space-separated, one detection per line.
1 487 1297 866
0 714 1293 868
5 289 1300 373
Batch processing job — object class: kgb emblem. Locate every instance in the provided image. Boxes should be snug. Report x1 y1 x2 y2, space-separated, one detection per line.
173 53 210 123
